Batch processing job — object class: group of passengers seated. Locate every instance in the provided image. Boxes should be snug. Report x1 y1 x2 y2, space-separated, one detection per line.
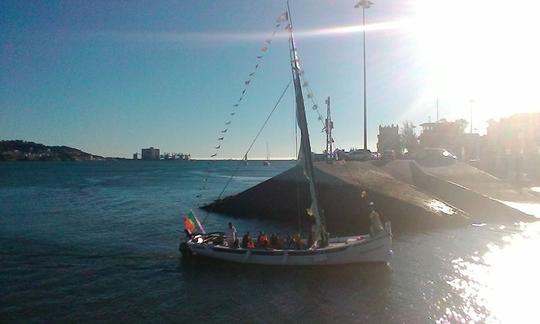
239 231 305 250
223 222 307 250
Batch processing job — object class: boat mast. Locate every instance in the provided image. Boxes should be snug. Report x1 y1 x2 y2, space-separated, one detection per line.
286 0 328 247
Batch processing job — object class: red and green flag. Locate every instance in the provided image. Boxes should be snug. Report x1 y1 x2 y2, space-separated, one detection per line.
183 210 205 234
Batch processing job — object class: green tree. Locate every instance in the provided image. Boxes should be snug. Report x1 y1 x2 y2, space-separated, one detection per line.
456 118 469 133
401 121 419 154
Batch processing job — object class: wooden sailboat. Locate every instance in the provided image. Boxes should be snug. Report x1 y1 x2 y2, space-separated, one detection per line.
180 3 392 265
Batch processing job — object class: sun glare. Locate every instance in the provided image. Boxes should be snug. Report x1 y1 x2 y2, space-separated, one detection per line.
409 0 540 129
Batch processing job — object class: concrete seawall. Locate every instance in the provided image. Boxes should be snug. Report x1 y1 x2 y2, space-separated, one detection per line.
408 161 537 222
203 161 470 235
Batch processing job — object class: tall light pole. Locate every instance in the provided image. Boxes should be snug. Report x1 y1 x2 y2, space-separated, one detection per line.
355 0 373 150
469 99 475 133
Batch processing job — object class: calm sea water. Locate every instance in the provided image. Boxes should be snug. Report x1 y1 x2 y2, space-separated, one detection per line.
1 161 540 323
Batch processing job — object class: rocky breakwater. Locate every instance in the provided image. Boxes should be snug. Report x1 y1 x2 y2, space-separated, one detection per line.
203 161 470 235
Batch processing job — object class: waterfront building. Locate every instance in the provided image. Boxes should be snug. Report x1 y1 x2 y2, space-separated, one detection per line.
418 120 480 160
481 113 540 180
377 124 401 154
141 147 160 160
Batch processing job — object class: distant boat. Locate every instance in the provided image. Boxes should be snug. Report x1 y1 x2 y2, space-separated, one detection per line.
263 142 271 166
180 3 392 266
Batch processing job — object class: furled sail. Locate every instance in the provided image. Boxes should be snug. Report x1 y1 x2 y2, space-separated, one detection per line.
286 2 328 247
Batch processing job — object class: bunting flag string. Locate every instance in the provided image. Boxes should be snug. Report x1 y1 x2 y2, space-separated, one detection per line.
288 35 335 138
194 10 291 203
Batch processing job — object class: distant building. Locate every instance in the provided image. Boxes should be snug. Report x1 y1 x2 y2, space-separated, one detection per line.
377 124 401 154
481 113 540 180
417 119 483 161
133 153 138 160
141 147 160 160
486 113 540 155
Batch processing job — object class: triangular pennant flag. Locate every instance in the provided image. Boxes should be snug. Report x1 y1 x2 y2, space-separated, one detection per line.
211 153 217 157
221 128 228 133
218 137 224 141
225 121 231 125
215 145 221 149
233 104 239 107
249 72 255 76
276 12 288 23
275 23 281 28
244 80 251 85
230 112 236 116
242 89 246 95
255 64 259 69
261 47 268 52
257 56 263 59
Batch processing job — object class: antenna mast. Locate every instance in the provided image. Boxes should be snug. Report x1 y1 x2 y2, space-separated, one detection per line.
325 96 333 161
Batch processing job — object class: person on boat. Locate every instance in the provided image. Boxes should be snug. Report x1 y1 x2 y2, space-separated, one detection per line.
247 239 255 249
286 234 294 249
369 202 384 237
257 231 269 248
292 232 303 250
360 190 370 218
241 232 255 249
269 233 278 248
241 232 251 248
270 233 283 249
226 222 237 247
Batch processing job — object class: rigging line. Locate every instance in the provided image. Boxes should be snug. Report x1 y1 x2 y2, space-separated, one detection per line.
201 80 292 224
195 21 285 203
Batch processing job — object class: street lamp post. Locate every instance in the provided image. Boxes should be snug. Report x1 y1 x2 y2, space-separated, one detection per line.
355 0 373 150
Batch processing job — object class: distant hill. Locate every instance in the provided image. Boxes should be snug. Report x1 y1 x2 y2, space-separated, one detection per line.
0 140 109 161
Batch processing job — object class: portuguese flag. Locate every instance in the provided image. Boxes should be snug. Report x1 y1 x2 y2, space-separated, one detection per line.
183 210 205 234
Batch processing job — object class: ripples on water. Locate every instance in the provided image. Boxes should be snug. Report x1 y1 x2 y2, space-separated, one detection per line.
1 161 540 323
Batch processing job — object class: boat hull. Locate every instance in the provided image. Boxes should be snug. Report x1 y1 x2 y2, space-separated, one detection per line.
183 231 392 266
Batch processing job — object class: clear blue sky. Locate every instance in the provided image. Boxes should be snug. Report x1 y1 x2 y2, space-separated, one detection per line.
2 0 539 158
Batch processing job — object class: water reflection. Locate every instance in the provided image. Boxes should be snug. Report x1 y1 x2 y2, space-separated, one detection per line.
444 221 540 323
